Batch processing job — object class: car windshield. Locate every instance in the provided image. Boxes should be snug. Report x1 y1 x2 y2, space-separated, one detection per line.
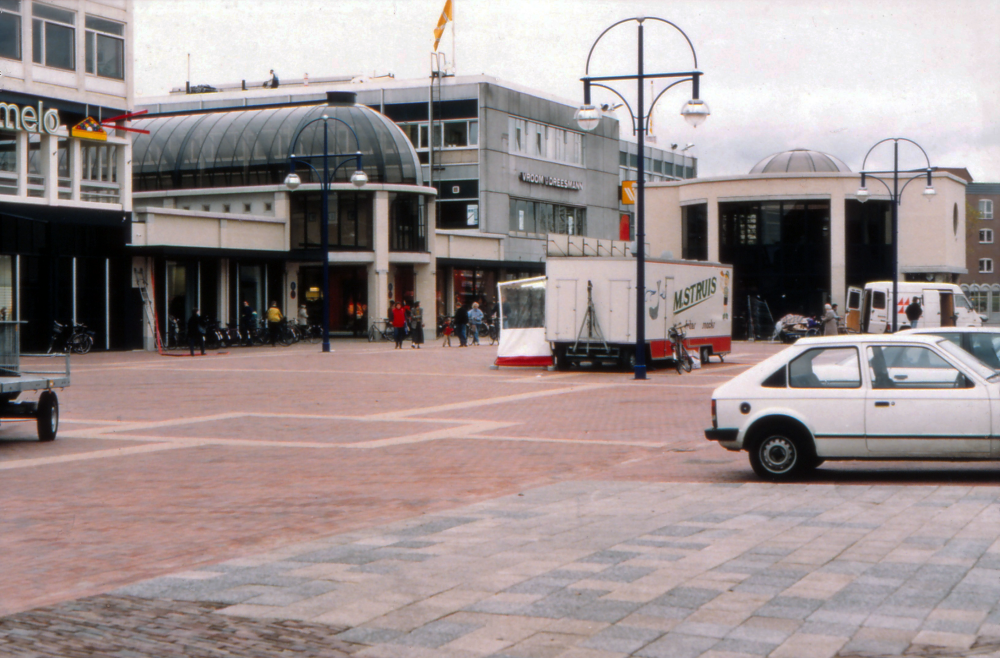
935 338 999 380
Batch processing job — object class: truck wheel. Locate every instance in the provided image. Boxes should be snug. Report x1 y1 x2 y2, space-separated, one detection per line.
747 424 813 481
37 391 58 442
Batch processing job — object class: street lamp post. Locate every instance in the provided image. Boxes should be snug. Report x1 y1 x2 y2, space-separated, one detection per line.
855 138 936 332
285 114 368 353
574 16 709 380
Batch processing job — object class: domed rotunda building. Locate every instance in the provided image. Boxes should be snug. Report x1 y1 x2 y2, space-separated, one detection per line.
644 148 969 334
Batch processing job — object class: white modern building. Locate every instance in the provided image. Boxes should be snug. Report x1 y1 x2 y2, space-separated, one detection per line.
0 0 135 350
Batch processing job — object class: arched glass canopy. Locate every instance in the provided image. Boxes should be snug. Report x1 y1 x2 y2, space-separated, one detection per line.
132 103 423 191
750 149 851 174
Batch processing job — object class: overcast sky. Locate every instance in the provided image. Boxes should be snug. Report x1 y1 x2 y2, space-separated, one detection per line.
133 0 1000 181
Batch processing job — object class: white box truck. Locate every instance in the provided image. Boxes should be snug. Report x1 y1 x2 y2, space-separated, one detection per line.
543 257 733 368
844 281 984 333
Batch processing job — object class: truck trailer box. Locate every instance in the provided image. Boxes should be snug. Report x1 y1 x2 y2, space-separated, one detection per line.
544 257 733 367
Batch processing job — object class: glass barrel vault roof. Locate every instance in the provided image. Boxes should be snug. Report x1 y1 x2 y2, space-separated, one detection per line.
131 103 423 191
749 149 852 174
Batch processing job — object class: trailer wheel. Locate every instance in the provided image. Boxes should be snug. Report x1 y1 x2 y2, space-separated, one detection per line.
37 391 58 442
700 346 711 365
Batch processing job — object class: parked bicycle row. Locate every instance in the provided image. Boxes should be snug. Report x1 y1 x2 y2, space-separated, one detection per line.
166 311 322 353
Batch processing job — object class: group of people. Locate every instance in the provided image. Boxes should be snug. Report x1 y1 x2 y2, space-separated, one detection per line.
390 300 424 349
442 300 489 347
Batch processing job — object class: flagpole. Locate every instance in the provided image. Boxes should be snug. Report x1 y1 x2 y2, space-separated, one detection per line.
451 0 456 73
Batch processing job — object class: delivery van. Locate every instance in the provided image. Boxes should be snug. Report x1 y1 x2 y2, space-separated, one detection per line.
845 282 983 333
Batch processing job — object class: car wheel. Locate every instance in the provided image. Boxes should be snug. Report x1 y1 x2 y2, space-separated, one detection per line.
748 425 812 481
37 391 58 442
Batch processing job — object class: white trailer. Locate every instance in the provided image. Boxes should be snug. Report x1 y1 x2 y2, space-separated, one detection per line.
543 257 733 368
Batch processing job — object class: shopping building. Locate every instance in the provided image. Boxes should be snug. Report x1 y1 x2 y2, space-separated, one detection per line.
960 182 1000 323
644 149 969 334
0 0 135 350
132 74 696 339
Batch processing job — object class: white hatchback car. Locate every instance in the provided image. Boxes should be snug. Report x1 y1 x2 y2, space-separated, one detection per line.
706 334 1000 480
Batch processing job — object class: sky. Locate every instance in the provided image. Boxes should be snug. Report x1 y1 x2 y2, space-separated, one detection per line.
133 0 1000 181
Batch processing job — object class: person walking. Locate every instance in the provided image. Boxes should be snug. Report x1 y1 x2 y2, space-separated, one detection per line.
410 300 425 349
821 303 839 336
391 301 407 349
454 302 469 347
239 300 255 346
905 297 923 329
188 308 206 356
468 302 484 346
266 301 283 346
442 318 454 347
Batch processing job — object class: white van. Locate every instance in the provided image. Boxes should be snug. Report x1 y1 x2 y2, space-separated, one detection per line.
845 282 983 333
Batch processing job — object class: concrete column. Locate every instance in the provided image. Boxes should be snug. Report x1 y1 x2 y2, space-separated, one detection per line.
42 134 58 203
372 191 391 322
707 199 720 263
830 196 847 308
15 132 27 197
421 196 438 316
117 139 132 210
218 258 229 323
70 139 81 201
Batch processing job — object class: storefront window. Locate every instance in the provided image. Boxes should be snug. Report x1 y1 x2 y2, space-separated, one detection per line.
389 193 424 252
508 198 586 236
0 132 15 196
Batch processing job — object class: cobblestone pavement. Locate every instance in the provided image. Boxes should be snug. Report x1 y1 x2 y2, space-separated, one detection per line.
3 340 1000 657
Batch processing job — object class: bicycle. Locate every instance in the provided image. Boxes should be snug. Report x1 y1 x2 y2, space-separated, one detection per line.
302 323 323 344
668 322 695 374
367 319 394 342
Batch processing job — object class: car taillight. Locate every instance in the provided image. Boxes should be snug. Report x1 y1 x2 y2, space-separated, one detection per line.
711 399 717 429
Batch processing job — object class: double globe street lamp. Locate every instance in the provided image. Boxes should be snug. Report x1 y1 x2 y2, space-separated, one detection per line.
574 16 709 380
285 114 368 353
855 138 936 332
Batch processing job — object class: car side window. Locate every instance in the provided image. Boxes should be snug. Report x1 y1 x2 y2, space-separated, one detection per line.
868 345 971 389
788 347 861 388
968 334 1000 369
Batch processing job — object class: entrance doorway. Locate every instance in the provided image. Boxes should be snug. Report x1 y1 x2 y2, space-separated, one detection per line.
299 266 367 336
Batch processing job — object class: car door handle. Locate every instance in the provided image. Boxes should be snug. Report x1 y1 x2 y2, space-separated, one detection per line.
874 401 893 407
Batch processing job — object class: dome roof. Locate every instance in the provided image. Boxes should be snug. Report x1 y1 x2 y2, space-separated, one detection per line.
749 149 851 174
132 99 423 191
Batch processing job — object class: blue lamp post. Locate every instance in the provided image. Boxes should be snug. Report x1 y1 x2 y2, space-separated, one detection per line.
285 114 368 352
574 16 709 380
856 138 936 332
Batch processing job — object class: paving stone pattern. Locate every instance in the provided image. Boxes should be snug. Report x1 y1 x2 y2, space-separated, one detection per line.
78 480 1000 658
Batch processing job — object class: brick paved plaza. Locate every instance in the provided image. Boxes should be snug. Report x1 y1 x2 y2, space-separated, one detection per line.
2 340 1000 657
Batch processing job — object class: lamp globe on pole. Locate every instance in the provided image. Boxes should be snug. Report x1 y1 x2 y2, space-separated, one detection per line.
680 99 710 127
574 105 601 132
350 169 368 188
284 172 302 190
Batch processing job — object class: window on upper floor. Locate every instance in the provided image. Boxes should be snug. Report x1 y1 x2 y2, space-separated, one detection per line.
0 0 22 60
981 199 994 220
981 258 993 274
85 14 124 79
981 229 994 244
508 116 582 166
32 2 75 71
399 120 478 150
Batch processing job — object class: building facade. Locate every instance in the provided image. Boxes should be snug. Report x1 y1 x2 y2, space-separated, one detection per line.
0 0 135 350
960 182 1000 323
644 149 969 335
135 75 696 332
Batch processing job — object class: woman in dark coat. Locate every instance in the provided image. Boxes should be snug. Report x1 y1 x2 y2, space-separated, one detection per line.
410 301 424 349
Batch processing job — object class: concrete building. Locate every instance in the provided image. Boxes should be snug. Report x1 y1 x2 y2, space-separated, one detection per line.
0 0 135 350
643 149 969 334
131 74 696 337
961 182 1000 322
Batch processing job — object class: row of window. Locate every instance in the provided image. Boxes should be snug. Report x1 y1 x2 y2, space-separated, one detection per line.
398 120 478 150
509 117 583 166
0 0 124 79
964 287 1000 314
509 198 586 236
619 152 694 179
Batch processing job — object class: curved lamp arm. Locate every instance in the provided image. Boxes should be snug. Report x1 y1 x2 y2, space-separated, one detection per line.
859 137 932 172
584 16 699 74
287 114 364 161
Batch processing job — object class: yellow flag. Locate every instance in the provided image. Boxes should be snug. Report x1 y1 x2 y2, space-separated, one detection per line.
433 0 453 51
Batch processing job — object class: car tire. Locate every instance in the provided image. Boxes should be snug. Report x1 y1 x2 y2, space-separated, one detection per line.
747 424 813 481
37 391 58 442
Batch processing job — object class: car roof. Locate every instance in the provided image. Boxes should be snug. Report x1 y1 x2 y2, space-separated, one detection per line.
901 327 999 334
794 334 944 347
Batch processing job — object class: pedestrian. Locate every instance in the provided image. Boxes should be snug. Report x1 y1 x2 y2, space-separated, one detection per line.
821 303 839 336
468 302 484 346
266 301 283 346
267 69 279 88
188 308 206 356
905 297 922 329
391 301 407 349
240 300 255 345
410 300 424 349
298 303 308 327
453 301 469 347
442 317 454 347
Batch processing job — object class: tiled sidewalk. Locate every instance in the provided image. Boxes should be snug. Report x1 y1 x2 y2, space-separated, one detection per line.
94 480 1000 658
